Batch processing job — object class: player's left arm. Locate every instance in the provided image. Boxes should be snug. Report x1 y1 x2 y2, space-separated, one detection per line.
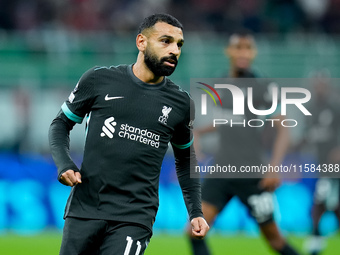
171 98 209 238
172 143 209 238
260 114 290 191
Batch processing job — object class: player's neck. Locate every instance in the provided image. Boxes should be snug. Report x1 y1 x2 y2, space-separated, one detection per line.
133 57 164 84
229 67 238 78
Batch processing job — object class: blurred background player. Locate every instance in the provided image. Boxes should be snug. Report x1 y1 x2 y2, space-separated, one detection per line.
301 70 340 255
187 32 300 255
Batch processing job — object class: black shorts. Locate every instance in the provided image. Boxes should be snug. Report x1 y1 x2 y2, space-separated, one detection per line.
60 217 152 255
202 178 274 225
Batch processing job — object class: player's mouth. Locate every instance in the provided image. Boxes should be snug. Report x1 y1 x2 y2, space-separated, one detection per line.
163 57 177 68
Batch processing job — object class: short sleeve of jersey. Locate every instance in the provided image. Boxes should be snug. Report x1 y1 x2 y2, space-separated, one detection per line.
61 68 96 124
171 98 195 149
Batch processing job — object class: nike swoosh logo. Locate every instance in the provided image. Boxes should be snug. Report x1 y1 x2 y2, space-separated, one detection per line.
105 94 124 101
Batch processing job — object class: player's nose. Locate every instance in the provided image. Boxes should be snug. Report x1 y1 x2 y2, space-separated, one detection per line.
169 43 181 56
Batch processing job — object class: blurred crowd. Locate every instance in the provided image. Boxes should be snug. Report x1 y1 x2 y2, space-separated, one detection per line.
0 0 340 34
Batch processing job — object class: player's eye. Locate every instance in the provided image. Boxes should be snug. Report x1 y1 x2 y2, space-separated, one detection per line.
177 42 183 48
162 39 170 44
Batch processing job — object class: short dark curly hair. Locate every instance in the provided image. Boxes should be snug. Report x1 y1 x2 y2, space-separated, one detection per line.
138 13 183 34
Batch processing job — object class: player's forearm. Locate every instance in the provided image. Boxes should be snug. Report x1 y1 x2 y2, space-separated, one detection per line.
173 146 203 220
271 116 290 166
49 111 79 179
178 176 203 220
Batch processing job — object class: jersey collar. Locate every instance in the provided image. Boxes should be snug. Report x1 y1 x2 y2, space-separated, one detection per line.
127 64 167 90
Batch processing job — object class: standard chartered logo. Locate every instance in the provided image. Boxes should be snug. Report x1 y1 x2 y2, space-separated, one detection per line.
101 117 117 138
100 116 160 148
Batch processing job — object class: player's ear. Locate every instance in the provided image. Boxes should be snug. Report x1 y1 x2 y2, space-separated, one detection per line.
136 34 147 52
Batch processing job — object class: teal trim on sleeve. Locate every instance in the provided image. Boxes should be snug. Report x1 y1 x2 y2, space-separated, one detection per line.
61 102 83 124
172 137 194 149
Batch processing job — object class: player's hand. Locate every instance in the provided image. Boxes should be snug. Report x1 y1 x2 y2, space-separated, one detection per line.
190 217 210 239
259 177 281 192
60 170 82 187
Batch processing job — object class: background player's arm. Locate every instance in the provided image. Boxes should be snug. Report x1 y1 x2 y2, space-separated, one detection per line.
49 110 82 186
260 114 290 191
269 114 290 167
194 125 216 135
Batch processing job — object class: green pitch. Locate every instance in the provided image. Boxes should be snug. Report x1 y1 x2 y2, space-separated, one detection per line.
0 232 339 255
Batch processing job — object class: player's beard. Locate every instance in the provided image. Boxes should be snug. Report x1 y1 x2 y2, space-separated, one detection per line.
144 47 177 77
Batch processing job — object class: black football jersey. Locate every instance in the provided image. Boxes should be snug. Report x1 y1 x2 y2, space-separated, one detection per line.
60 64 195 231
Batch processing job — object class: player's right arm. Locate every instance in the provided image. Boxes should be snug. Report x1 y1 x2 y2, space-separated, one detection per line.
48 68 96 186
49 110 81 186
